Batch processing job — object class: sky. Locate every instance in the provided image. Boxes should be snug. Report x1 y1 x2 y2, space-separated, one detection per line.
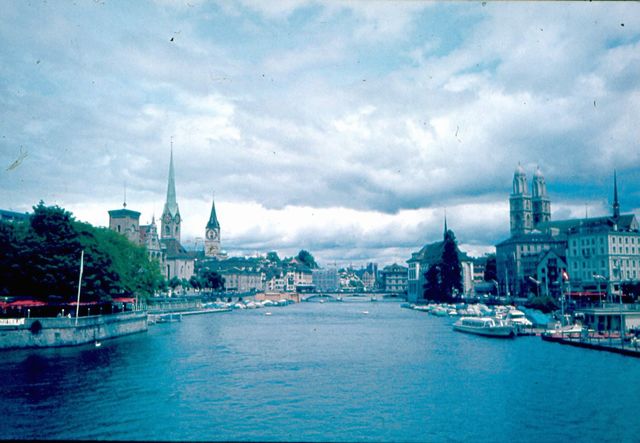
1 1 639 268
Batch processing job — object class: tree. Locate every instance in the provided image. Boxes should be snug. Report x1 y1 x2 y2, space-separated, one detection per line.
441 230 463 301
525 295 558 313
0 202 163 302
421 230 463 303
483 255 497 282
189 275 202 291
423 263 443 302
266 251 281 264
199 268 225 291
296 249 318 269
168 276 181 292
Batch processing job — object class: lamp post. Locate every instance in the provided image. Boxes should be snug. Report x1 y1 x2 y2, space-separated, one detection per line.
615 260 624 346
593 273 606 308
528 276 541 297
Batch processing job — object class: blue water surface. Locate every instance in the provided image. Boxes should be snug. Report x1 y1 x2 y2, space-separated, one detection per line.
1 299 639 442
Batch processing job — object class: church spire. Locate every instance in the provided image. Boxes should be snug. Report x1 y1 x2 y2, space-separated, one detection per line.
443 209 448 238
207 192 220 229
613 170 620 219
164 139 179 217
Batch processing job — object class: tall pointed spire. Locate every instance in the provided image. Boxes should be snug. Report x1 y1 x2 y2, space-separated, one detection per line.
443 209 448 238
207 192 220 229
164 138 179 217
613 170 620 219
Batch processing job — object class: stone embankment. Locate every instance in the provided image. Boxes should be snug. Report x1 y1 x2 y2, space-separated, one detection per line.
0 311 148 350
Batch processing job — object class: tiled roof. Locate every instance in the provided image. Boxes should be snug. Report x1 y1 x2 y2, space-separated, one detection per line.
382 263 408 273
407 240 471 265
160 238 191 259
537 213 637 234
496 232 563 247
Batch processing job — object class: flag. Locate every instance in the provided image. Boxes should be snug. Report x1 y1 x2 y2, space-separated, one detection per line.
562 270 570 281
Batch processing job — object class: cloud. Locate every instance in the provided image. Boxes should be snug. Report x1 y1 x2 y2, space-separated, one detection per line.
1 1 639 267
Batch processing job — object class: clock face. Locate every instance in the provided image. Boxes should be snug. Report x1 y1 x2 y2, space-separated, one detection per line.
175 214 180 224
207 229 218 240
164 214 171 223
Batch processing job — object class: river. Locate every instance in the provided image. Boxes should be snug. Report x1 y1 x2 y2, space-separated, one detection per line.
1 299 639 442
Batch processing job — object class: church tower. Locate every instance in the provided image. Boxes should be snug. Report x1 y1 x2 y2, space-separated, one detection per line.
161 145 181 242
204 194 221 257
509 163 533 236
532 166 551 227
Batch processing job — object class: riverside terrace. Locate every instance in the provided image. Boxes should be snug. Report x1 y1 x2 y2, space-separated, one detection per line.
0 296 137 319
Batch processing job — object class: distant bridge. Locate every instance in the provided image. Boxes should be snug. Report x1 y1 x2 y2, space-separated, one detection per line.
301 292 406 302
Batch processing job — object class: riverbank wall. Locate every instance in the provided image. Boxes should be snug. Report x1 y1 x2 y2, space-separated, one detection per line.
541 333 640 358
0 311 148 350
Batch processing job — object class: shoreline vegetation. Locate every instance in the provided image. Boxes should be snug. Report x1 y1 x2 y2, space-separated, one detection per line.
0 202 164 309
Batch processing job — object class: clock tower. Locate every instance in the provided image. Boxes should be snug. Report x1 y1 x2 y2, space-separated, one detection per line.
204 195 221 257
161 146 181 242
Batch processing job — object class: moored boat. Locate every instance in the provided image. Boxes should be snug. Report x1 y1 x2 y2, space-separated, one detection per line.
453 317 516 338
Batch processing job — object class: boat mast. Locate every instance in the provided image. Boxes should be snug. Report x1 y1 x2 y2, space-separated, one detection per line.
75 250 84 326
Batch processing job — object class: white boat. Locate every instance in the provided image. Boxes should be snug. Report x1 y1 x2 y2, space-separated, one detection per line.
453 317 516 338
505 310 533 333
432 307 448 317
545 322 584 336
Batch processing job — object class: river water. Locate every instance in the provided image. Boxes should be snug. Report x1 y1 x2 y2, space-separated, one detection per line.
1 299 639 442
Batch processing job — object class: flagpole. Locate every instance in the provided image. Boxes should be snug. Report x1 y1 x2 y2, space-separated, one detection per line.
75 250 84 326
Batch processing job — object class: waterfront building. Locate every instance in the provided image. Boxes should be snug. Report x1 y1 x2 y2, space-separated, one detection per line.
496 233 566 297
223 268 263 293
202 257 265 292
471 256 487 283
354 263 378 290
312 267 340 292
563 214 639 297
407 227 474 303
578 304 640 332
285 263 314 292
380 263 408 294
535 249 567 298
496 168 639 298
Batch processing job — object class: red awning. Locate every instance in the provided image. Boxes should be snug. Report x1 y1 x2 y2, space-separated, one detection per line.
6 300 47 307
112 297 135 303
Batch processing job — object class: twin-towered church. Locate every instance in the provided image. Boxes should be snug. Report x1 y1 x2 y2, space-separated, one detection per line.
108 148 222 282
